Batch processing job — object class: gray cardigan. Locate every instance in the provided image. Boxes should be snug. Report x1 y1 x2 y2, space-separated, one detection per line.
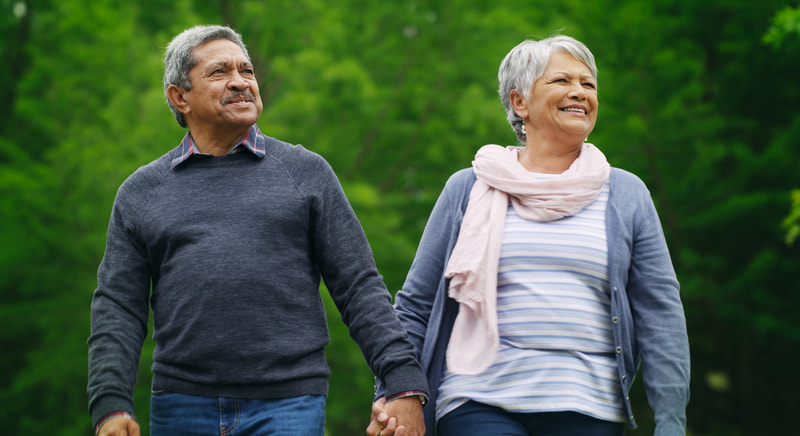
88 129 427 428
385 167 690 435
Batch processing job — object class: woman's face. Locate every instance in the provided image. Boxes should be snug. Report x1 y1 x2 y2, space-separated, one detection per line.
524 51 598 143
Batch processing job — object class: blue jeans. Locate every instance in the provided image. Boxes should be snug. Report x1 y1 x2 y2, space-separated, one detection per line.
437 401 624 436
149 391 326 436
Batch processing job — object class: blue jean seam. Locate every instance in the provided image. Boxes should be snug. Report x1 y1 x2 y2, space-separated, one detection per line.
219 398 240 436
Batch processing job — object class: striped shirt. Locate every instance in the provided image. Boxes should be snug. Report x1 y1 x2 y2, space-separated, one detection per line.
437 179 625 423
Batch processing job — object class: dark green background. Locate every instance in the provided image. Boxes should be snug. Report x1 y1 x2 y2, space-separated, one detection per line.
2 1 799 434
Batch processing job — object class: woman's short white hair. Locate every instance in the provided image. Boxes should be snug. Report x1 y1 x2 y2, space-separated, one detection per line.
498 35 597 143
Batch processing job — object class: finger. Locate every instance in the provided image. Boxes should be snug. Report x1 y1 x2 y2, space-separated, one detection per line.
366 416 387 436
129 420 141 436
367 397 389 436
366 421 381 436
384 416 398 435
378 411 389 424
371 398 388 422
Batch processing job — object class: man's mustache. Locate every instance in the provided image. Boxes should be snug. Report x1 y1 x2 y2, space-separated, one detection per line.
222 92 255 104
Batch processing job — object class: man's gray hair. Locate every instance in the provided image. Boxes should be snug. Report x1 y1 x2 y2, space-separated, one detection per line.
498 35 597 143
163 25 251 128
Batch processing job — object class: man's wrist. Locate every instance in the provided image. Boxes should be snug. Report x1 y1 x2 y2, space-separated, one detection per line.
386 390 428 407
95 411 135 435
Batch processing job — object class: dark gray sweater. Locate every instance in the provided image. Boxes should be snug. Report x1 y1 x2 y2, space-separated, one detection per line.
88 128 427 427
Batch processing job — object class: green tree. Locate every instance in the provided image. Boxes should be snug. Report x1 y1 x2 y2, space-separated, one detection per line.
763 5 800 49
785 189 800 245
764 5 800 246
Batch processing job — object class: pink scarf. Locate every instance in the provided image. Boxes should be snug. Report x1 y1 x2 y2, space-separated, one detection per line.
444 143 610 375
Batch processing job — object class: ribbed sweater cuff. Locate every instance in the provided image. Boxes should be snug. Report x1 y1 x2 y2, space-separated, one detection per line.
90 395 134 430
381 364 429 401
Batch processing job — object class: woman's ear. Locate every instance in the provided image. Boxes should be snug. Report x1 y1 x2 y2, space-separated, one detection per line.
509 89 528 119
166 84 190 115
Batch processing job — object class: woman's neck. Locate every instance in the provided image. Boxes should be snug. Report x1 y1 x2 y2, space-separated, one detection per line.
517 140 583 174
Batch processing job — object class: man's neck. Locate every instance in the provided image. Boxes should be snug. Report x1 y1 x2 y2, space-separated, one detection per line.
188 124 251 156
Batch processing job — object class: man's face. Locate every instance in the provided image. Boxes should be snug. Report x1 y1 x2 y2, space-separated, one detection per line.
181 39 263 133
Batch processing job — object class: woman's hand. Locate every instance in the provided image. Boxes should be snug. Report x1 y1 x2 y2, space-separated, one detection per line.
366 397 398 436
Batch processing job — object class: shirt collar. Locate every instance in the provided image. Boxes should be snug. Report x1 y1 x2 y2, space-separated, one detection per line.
170 124 265 169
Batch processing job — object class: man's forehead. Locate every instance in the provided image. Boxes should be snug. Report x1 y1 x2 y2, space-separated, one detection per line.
193 39 249 62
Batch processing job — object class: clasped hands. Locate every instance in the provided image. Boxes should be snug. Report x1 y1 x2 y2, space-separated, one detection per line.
366 396 425 436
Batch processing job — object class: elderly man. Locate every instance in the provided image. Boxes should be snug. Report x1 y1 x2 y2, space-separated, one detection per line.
88 25 427 436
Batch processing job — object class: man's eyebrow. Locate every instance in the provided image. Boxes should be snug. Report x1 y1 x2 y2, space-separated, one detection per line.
204 61 230 72
202 60 254 75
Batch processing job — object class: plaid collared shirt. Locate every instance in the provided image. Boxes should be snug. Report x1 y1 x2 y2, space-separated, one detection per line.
170 124 266 169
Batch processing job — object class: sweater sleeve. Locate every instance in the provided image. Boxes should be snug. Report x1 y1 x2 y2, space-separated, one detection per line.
394 171 473 360
300 150 428 398
623 175 690 435
87 174 153 428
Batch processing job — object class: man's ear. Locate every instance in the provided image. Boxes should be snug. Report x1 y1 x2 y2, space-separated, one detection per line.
509 89 528 119
167 84 190 115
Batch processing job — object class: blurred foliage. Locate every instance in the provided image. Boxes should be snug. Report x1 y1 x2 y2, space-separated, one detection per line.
1 0 799 435
767 5 800 247
785 189 800 245
764 5 800 48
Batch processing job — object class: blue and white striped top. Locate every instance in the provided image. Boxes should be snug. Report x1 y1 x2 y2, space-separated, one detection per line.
436 180 625 423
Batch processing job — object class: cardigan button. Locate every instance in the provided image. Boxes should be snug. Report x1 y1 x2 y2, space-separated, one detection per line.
616 346 623 354
612 316 619 324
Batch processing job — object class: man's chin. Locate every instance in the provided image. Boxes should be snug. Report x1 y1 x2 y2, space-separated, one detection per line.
225 111 260 126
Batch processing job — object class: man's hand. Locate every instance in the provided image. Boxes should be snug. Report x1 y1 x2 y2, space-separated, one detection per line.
97 417 140 436
385 396 425 436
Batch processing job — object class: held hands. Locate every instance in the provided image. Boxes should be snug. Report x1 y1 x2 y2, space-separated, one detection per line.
96 417 140 436
366 396 425 436
367 397 397 436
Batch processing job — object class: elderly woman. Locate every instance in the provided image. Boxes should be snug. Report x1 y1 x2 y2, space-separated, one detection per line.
368 35 690 436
